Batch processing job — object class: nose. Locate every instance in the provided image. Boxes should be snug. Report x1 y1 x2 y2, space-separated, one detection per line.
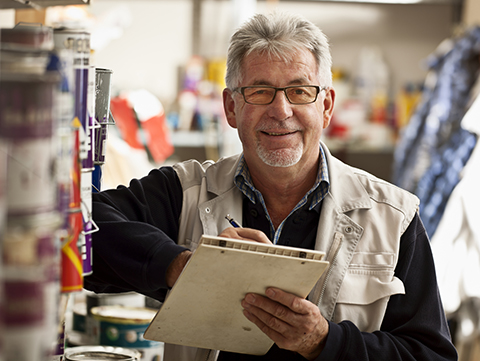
267 89 293 120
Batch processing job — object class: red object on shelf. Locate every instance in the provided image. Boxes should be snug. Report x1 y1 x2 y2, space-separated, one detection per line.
61 128 83 293
110 96 174 163
61 210 83 293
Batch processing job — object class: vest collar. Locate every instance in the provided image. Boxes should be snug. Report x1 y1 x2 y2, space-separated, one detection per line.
321 141 372 213
204 142 373 214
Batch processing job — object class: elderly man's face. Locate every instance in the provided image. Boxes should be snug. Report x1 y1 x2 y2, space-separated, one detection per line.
223 48 334 171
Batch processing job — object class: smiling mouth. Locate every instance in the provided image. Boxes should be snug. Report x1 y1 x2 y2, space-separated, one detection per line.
262 131 296 136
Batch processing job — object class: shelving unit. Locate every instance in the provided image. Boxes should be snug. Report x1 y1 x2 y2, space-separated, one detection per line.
0 2 94 360
0 0 89 9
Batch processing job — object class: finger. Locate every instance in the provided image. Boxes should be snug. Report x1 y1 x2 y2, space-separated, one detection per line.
264 288 311 315
218 227 272 244
242 297 320 353
218 227 241 239
243 294 328 357
244 291 321 335
242 293 300 330
236 228 272 244
242 304 291 346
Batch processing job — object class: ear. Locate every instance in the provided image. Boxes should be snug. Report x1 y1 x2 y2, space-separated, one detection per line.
223 88 238 128
322 87 335 129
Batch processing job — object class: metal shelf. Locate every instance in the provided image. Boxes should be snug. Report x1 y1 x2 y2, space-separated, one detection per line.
0 0 89 9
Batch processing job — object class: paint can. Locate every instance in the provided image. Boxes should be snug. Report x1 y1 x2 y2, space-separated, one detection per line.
2 216 62 323
68 299 97 347
82 64 97 172
0 24 53 75
65 346 141 361
94 67 114 165
53 29 92 171
3 276 50 361
72 292 146 348
5 137 57 217
1 27 59 220
91 306 163 361
56 124 75 231
48 48 75 231
2 222 61 361
0 72 60 219
61 121 84 293
86 291 146 310
0 71 57 138
80 170 95 275
72 301 87 333
0 24 53 52
61 209 83 293
92 164 103 192
92 67 114 192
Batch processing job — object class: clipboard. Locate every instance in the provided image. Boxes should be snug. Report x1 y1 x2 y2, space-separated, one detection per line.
143 235 329 355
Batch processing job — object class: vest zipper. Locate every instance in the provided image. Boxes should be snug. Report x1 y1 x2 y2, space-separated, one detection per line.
318 232 344 306
204 349 212 361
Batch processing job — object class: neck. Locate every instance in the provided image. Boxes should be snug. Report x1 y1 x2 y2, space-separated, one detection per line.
249 159 319 229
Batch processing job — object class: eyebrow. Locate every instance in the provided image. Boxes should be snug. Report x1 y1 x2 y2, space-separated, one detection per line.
250 78 311 86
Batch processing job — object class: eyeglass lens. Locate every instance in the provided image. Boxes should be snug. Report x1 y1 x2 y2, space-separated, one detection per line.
242 86 319 104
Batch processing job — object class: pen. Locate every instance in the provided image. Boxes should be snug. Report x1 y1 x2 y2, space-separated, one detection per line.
225 214 242 228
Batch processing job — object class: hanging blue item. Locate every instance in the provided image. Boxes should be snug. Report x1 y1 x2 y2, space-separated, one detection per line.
393 26 480 238
417 128 477 237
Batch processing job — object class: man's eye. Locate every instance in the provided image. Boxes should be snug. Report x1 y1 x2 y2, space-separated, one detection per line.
293 86 312 94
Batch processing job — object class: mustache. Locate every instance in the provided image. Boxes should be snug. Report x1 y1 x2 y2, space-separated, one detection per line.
256 121 301 133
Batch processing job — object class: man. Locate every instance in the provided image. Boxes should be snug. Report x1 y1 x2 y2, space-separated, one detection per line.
85 12 458 361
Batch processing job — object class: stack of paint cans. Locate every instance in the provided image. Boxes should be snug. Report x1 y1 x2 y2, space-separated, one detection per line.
69 291 145 347
53 29 97 290
66 291 165 360
0 22 123 361
0 24 62 361
90 306 163 360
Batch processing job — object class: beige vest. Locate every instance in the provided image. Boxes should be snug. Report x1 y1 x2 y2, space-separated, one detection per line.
165 144 419 361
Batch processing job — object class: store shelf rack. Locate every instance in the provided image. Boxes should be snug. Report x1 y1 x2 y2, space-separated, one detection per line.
0 0 89 9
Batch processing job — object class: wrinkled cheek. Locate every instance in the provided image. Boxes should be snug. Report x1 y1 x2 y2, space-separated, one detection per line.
236 119 259 146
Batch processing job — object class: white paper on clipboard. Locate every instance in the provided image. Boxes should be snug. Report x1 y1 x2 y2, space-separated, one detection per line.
144 235 329 356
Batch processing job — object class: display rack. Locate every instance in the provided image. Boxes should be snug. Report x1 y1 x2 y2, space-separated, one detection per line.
0 0 89 10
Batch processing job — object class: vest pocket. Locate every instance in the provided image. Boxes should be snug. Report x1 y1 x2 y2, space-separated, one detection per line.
333 252 405 332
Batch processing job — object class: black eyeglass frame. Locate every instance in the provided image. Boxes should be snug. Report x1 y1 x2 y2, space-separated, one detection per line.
233 85 327 105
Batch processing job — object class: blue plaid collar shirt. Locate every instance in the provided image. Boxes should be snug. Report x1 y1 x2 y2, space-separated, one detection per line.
233 145 330 244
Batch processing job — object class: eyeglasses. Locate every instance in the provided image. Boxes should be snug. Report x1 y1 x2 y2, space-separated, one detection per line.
233 85 326 105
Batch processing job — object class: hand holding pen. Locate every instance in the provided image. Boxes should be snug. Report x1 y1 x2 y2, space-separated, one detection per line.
225 214 242 228
221 214 272 245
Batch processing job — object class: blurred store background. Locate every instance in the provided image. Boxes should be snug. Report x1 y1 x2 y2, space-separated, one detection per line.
0 0 480 360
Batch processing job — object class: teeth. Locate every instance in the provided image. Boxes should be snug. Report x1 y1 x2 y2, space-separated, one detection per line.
266 132 289 136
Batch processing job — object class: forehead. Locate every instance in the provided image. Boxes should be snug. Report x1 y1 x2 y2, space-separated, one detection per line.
240 48 319 85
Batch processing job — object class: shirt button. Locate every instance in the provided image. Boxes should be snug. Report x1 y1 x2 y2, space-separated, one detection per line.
205 207 211 214
345 226 353 233
293 216 304 224
250 209 258 217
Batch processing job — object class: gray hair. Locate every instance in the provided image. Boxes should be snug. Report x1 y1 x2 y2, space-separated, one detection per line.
225 12 333 89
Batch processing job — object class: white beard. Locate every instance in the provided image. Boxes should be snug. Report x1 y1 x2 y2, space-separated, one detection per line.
256 144 303 168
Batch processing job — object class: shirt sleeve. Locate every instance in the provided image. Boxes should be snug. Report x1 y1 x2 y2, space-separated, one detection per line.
315 213 458 360
83 166 189 301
